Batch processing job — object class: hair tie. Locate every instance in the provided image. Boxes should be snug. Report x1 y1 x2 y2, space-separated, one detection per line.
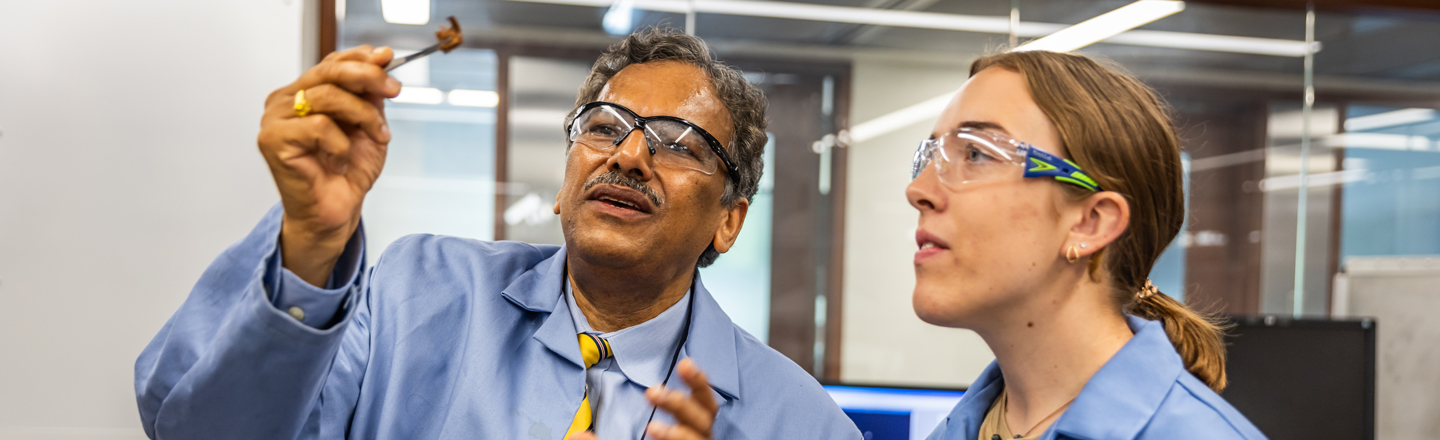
1136 279 1160 301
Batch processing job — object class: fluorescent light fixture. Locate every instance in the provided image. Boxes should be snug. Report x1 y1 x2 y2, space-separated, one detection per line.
604 0 637 35
392 86 444 105
448 89 500 107
381 0 430 25
1014 1 1184 53
1344 108 1437 132
1104 30 1319 57
848 93 952 144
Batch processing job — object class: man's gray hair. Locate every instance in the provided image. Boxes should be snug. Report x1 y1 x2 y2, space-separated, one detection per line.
567 27 768 268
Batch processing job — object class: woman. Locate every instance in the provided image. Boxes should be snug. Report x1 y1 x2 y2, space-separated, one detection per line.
907 50 1265 440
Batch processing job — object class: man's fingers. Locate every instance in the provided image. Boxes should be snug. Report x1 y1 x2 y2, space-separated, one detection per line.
301 84 390 144
646 422 709 440
677 359 719 413
646 387 713 435
279 115 352 173
301 60 400 99
564 432 600 440
322 45 375 64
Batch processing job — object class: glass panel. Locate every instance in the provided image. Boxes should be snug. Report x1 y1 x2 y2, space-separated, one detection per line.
338 3 501 260
1340 105 1440 260
360 48 499 259
504 56 590 246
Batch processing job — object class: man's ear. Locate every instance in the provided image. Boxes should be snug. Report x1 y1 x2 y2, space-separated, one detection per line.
710 198 750 254
552 190 562 215
1067 191 1129 259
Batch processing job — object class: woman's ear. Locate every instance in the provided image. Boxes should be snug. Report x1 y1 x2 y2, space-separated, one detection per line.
1067 191 1129 258
711 198 750 254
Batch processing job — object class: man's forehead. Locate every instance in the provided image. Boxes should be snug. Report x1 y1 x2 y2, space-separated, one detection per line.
594 61 733 143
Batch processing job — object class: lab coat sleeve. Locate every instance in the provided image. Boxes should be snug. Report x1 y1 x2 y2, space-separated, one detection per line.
134 204 373 440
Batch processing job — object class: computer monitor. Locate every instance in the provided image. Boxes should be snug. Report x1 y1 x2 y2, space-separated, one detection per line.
1220 316 1376 440
824 384 966 440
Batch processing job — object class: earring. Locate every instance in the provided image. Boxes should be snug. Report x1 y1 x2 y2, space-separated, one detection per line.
1080 242 1087 249
1066 246 1079 263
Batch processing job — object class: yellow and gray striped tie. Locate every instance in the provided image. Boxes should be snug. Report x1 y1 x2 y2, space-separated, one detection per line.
564 333 613 440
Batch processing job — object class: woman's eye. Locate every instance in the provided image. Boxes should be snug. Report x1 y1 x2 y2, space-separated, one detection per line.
965 145 990 162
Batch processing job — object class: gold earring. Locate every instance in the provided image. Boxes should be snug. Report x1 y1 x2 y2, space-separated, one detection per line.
1066 246 1079 263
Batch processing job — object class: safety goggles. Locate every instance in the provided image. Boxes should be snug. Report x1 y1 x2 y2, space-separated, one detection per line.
911 127 1102 192
568 101 740 183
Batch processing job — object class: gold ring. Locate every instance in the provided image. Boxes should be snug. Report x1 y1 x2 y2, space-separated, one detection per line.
293 89 312 117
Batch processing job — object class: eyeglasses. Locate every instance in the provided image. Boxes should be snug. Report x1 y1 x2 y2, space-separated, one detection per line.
911 127 1103 192
568 101 741 184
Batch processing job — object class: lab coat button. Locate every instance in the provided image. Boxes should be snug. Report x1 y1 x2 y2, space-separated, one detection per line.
288 306 305 321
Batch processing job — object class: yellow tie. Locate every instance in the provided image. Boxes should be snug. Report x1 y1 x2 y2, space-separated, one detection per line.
565 333 613 440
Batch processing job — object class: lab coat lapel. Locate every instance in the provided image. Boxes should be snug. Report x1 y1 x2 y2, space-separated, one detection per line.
500 246 584 369
680 273 742 402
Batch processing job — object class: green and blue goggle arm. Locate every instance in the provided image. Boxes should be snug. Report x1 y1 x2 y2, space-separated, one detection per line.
1020 146 1103 192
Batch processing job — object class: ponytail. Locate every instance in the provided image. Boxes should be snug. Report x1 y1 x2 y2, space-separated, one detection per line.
1124 280 1232 392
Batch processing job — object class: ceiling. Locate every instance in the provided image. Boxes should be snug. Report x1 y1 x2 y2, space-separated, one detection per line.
336 0 1440 97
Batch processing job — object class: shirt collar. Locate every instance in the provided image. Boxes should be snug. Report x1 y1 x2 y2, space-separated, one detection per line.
1047 315 1185 440
939 316 1184 440
499 246 742 402
565 279 692 388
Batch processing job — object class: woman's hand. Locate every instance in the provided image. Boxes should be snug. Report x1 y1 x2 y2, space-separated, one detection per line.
569 359 719 440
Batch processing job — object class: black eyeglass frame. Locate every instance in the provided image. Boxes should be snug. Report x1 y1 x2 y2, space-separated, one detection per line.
567 101 742 185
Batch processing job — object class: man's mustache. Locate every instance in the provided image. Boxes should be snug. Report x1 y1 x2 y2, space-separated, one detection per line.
582 170 664 207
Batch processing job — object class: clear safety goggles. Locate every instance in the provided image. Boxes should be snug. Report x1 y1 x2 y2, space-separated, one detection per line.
568 101 740 183
911 127 1102 192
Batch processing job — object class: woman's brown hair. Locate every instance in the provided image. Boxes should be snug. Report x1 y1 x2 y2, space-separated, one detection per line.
969 51 1231 392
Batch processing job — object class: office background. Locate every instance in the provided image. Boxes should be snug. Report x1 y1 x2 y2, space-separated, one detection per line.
2 0 1438 438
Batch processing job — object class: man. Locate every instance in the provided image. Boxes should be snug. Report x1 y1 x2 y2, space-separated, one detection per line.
134 28 860 440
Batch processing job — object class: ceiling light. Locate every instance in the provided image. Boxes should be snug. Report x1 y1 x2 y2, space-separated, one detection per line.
848 93 952 144
604 0 637 35
392 86 444 105
1344 108 1437 132
448 89 500 107
1014 1 1185 53
381 0 430 25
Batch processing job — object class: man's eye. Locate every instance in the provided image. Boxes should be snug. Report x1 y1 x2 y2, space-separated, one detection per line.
666 142 697 157
587 124 621 137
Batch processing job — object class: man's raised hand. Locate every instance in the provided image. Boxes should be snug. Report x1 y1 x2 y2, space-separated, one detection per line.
257 45 400 286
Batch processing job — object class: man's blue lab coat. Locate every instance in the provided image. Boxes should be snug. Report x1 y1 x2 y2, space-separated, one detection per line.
135 206 861 440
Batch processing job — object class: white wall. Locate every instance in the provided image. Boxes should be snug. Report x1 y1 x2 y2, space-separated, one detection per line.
0 1 305 438
840 57 996 388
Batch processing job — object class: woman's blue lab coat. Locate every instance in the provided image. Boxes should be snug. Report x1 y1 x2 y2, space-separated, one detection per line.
927 315 1267 440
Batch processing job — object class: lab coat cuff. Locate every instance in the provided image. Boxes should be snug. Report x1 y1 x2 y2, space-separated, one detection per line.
266 222 366 329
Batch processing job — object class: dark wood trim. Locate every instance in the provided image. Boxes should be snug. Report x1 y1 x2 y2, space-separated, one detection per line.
494 49 511 241
318 0 336 60
1326 103 1349 316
